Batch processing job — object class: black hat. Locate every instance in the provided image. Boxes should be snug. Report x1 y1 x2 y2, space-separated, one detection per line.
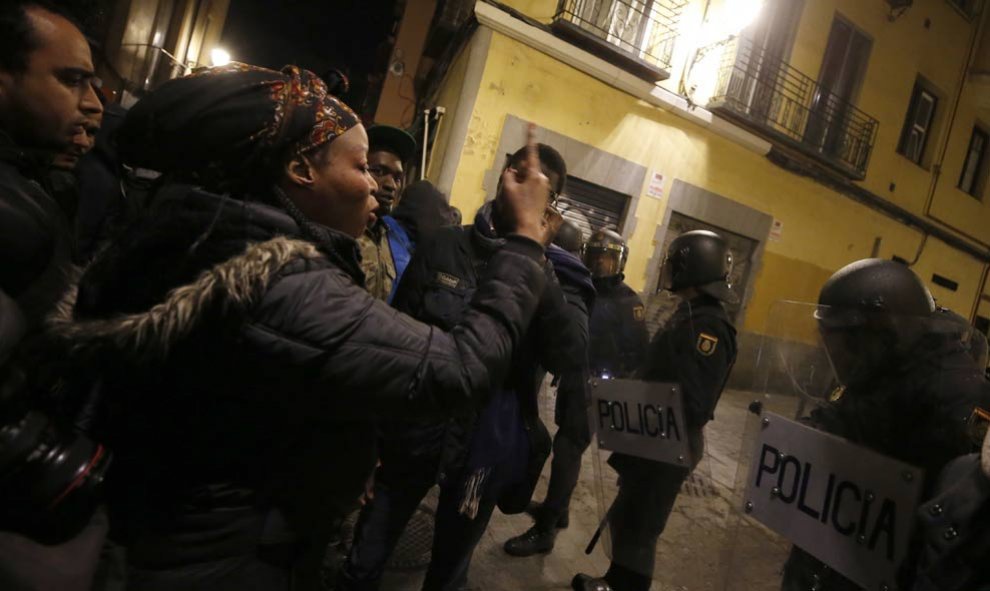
553 218 584 255
367 125 417 164
663 230 737 304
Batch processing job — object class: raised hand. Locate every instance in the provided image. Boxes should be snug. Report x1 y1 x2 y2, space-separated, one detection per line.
499 123 554 246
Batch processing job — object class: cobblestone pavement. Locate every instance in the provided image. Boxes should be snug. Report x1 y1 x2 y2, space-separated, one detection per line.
357 387 801 591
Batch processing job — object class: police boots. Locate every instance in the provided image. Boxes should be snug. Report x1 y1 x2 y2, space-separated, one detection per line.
571 574 614 591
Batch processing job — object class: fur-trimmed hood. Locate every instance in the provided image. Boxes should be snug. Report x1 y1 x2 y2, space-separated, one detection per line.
42 183 361 368
47 236 322 365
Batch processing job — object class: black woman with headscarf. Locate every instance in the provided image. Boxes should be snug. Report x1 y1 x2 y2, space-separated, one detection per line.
44 64 558 590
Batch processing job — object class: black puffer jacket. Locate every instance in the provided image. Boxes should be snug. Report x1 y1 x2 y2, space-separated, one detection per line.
49 184 548 566
381 205 589 495
0 130 75 334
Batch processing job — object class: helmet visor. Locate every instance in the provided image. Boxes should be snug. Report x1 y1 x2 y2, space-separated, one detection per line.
583 243 626 278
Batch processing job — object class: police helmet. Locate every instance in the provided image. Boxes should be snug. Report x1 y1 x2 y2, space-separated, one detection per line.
815 259 935 327
661 230 737 304
815 259 936 386
582 229 628 279
553 218 584 255
937 307 989 370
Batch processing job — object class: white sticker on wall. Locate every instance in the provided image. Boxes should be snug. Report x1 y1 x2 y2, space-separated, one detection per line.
646 171 665 199
769 219 784 242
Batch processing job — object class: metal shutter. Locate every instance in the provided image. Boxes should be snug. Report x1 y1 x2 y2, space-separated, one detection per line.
557 175 630 236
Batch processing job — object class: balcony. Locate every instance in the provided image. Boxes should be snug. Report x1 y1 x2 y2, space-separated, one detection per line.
708 37 879 180
552 0 687 82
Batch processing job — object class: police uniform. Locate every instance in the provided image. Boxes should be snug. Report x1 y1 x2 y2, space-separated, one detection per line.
589 275 649 380
781 335 990 591
572 229 739 591
912 421 990 591
779 259 990 591
601 294 737 590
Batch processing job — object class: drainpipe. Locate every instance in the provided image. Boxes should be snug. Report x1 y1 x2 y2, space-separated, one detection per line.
923 7 987 218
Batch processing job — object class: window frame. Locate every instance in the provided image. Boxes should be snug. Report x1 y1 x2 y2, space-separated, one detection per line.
897 79 939 167
958 125 989 199
947 0 983 21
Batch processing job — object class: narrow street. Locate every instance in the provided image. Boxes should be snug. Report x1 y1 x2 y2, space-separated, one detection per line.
362 387 800 591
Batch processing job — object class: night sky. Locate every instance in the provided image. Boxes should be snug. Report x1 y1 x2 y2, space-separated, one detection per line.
220 0 401 117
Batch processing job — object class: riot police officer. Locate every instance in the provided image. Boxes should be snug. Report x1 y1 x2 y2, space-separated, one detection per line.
781 259 990 590
583 229 649 379
573 230 738 591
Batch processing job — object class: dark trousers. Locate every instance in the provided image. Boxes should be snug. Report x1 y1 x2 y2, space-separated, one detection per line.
540 426 590 528
339 467 436 591
420 479 499 591
540 371 592 528
340 463 505 591
603 429 703 591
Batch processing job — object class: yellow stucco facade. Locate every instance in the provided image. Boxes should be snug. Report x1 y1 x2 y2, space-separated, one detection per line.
426 0 990 336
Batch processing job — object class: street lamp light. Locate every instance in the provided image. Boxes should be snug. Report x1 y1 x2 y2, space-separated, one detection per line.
210 48 231 67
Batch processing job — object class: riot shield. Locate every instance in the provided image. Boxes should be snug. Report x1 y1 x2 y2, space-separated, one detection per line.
588 309 735 591
717 300 989 591
587 375 730 590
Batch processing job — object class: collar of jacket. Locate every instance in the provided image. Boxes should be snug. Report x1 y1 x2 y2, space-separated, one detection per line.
547 244 595 304
676 293 722 315
365 218 388 242
178 186 364 284
470 201 506 253
0 129 54 182
592 274 625 291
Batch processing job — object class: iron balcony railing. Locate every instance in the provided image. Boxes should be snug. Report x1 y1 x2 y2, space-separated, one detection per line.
708 37 879 179
554 0 686 74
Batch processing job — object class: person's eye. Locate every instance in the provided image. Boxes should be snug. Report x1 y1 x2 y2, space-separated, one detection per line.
58 72 86 87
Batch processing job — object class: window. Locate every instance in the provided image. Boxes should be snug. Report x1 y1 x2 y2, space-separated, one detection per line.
553 0 685 79
898 80 938 165
959 126 989 198
948 0 982 20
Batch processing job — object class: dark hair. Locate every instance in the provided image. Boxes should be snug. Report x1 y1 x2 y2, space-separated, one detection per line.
0 1 81 73
507 143 567 194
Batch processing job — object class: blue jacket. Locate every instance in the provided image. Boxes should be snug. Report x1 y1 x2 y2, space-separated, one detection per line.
382 215 413 304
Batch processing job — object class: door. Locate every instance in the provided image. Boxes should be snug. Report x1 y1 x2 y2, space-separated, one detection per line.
804 16 872 161
737 0 805 129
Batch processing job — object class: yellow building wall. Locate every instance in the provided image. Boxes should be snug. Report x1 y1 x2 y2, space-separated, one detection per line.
495 0 990 249
424 39 475 185
788 0 978 219
443 30 985 334
928 89 990 244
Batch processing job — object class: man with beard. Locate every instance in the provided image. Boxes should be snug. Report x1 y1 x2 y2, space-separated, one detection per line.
0 2 105 589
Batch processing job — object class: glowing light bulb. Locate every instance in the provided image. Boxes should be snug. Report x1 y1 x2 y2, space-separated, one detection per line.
210 48 231 67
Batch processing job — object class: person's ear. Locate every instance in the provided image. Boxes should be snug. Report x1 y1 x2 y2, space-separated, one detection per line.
284 152 316 188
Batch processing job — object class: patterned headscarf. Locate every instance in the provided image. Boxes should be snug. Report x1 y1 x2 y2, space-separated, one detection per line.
118 63 360 189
